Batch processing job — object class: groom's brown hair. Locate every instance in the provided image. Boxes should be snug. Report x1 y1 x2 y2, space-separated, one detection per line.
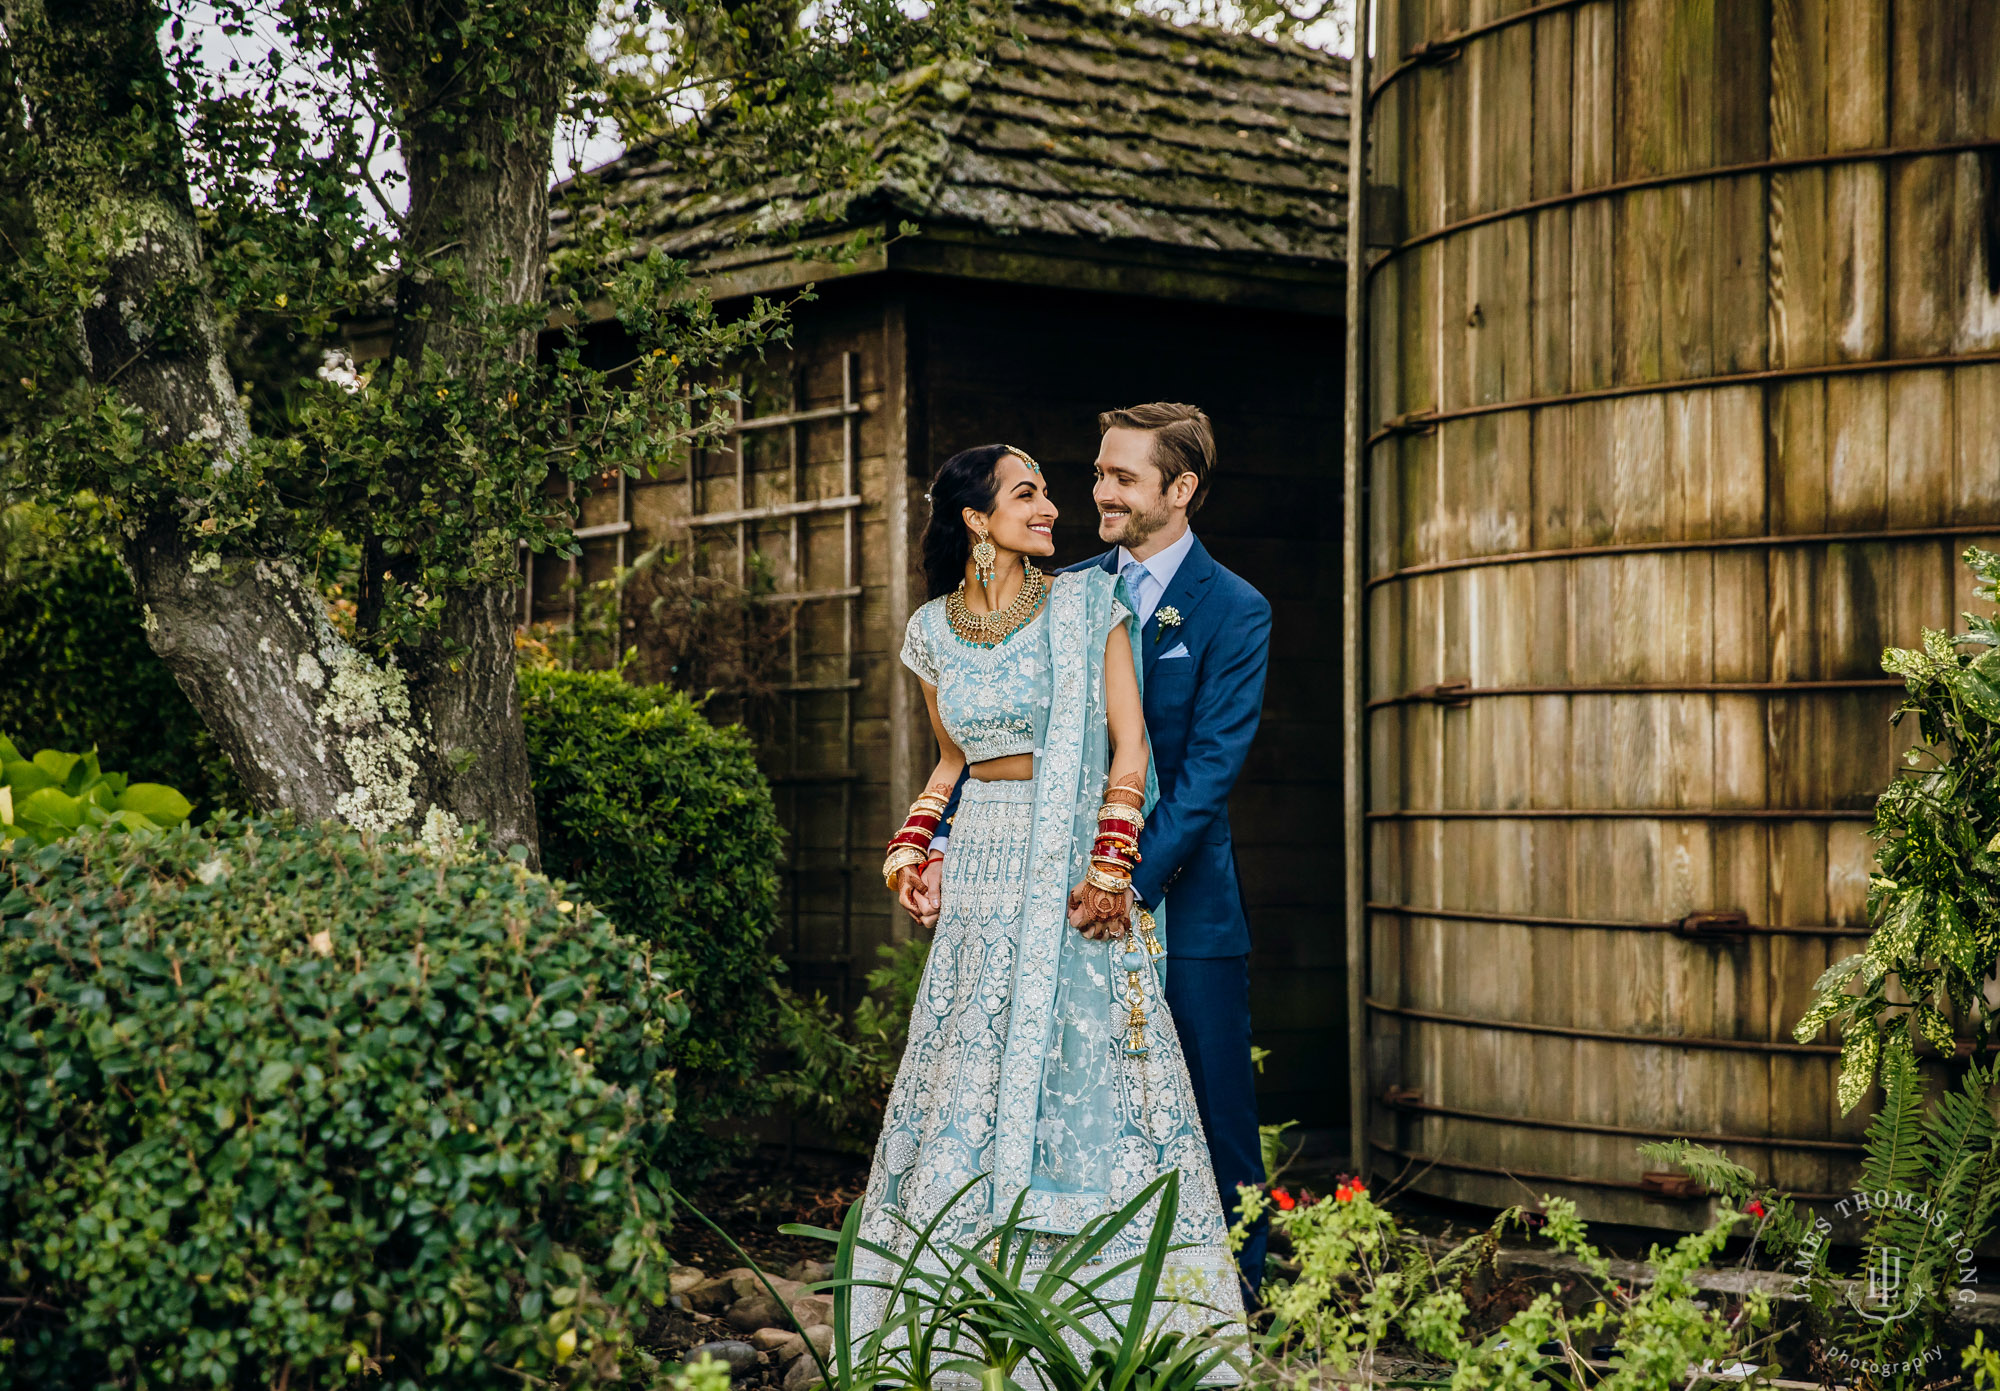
1096 402 1215 517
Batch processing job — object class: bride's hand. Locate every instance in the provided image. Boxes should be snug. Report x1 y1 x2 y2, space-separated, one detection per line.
1066 882 1131 940
896 865 938 926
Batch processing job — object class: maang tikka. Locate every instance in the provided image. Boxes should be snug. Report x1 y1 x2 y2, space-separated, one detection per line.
971 525 997 588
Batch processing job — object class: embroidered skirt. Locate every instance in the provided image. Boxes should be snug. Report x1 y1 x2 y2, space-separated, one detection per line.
850 776 1244 1382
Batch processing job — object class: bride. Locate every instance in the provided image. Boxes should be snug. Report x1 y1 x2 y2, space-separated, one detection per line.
853 443 1243 1368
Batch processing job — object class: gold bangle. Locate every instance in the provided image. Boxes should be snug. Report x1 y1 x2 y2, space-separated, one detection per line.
1102 787 1145 808
1085 865 1131 893
883 845 927 890
1097 805 1146 827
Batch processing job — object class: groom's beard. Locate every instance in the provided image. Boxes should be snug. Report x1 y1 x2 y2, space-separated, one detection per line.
1098 490 1175 548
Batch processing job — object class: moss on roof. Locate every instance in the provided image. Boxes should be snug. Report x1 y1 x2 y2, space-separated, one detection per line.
555 0 1350 272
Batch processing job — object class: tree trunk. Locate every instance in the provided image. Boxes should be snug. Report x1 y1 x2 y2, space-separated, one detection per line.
4 0 541 860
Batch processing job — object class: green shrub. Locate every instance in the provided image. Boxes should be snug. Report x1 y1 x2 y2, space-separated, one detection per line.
0 819 687 1389
0 737 193 844
774 939 930 1151
0 522 240 817
520 666 782 1178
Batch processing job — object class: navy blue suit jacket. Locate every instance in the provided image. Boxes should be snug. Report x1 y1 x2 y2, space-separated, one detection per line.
1068 535 1271 958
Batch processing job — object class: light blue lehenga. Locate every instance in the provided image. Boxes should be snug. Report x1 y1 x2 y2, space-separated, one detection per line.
851 566 1243 1377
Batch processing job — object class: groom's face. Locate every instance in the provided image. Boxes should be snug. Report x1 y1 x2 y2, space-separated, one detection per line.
1092 428 1181 548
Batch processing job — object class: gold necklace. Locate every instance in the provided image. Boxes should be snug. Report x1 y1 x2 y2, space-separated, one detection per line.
945 563 1048 648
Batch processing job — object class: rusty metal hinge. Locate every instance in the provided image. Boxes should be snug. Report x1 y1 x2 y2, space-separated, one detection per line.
1638 1171 1705 1198
1413 681 1472 707
1677 909 1751 940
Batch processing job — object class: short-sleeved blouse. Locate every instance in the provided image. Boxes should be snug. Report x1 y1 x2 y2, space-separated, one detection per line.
900 594 1054 763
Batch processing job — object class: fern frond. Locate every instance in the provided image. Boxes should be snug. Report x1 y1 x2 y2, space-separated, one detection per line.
1636 1139 1757 1203
1858 1038 1927 1200
1847 1056 2000 1364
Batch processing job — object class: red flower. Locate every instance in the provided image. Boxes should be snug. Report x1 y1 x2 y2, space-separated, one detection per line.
1746 1199 1767 1218
1335 1185 1352 1203
1272 1187 1297 1211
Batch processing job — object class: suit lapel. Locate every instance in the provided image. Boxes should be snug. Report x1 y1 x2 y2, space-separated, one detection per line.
1142 535 1217 683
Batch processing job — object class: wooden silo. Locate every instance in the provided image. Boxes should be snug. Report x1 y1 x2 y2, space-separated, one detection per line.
541 1 1355 1135
1361 0 2000 1225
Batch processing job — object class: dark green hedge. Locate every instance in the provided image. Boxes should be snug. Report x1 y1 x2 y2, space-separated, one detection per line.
521 667 783 1178
0 538 240 816
0 820 686 1388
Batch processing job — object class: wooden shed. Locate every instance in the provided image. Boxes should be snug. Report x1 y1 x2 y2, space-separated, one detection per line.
1359 0 2000 1226
544 2 1354 1133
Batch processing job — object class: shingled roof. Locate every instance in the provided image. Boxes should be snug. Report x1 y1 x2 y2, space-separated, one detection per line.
555 0 1350 275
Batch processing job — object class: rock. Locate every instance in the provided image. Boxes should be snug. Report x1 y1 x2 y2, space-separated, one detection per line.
667 1293 691 1312
730 1273 801 1303
770 1333 808 1365
749 1327 796 1352
788 1295 833 1329
783 1354 825 1391
802 1324 834 1360
687 1277 739 1314
784 1259 834 1284
724 1293 789 1332
669 1266 708 1295
686 1340 759 1378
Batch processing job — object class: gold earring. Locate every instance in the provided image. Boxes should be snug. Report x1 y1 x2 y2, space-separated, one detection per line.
972 527 997 588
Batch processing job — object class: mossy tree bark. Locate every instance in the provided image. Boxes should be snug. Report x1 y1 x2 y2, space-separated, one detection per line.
2 0 542 860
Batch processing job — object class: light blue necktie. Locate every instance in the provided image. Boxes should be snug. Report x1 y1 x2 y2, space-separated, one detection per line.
1121 559 1152 626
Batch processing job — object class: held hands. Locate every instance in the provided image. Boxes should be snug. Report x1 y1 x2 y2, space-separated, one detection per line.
1067 881 1131 939
1070 771 1143 939
896 854 944 929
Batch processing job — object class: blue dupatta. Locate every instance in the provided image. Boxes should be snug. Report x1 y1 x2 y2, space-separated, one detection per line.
988 566 1167 1233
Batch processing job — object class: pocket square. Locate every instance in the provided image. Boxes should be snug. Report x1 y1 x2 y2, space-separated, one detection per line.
1160 643 1190 659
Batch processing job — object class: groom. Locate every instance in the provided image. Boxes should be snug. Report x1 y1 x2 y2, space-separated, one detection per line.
917 403 1273 1295
1078 403 1273 1297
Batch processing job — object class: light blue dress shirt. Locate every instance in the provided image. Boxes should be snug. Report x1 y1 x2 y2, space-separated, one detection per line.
1115 525 1197 627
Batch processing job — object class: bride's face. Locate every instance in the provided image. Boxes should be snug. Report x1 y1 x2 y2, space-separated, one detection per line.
967 453 1058 559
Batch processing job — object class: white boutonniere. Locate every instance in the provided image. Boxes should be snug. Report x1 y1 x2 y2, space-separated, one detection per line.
1155 605 1183 629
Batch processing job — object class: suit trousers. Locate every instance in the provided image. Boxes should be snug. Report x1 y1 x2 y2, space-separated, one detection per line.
1163 953 1267 1297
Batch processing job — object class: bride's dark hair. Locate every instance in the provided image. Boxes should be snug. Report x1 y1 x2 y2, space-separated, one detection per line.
920 444 1017 600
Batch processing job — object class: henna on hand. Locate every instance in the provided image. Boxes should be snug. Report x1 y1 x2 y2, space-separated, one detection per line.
1066 882 1130 939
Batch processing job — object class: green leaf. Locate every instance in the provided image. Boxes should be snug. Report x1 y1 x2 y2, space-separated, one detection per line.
115 783 193 828
1839 1025 1882 1115
2 762 54 796
31 750 78 788
1956 668 2000 724
254 1061 295 1098
14 787 84 834
0 736 20 763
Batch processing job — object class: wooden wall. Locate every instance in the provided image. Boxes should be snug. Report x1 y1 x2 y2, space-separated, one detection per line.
903 275 1348 1133
1366 0 2000 1226
557 287 909 1012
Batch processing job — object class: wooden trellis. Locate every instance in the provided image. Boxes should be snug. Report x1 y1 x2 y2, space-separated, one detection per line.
521 352 867 1001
